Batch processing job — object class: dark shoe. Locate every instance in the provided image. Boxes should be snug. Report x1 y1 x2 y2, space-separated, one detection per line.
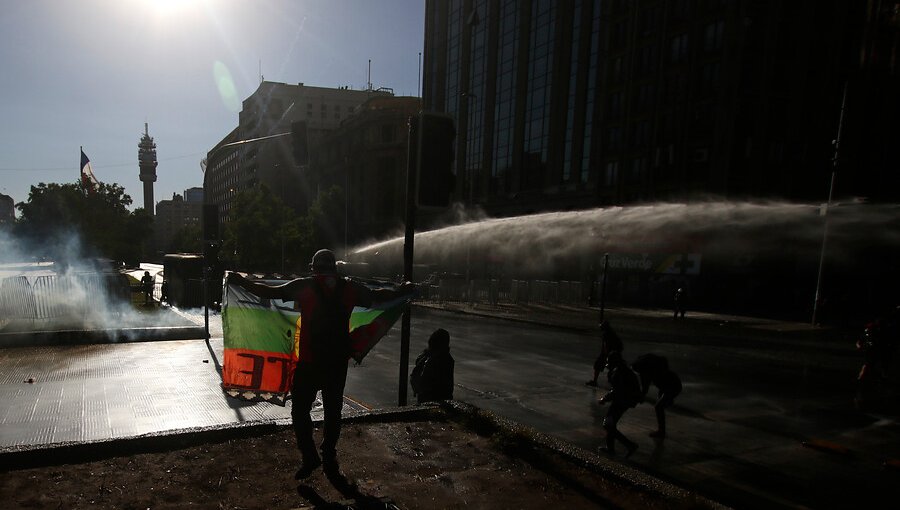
585 380 598 387
322 455 341 476
625 442 638 458
597 446 616 456
294 457 322 480
649 430 666 439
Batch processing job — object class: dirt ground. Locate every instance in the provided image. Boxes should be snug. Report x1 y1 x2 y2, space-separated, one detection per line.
0 411 706 510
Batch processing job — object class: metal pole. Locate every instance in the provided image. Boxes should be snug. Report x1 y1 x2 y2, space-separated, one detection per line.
812 82 847 326
399 114 421 406
599 253 609 322
203 248 210 342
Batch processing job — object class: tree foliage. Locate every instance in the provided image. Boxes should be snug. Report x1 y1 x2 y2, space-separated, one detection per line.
221 184 310 272
221 184 350 273
15 181 153 264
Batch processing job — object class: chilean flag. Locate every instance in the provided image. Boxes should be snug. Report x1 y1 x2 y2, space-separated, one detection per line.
80 148 99 192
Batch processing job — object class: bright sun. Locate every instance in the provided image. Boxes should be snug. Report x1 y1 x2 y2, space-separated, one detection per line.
145 0 198 17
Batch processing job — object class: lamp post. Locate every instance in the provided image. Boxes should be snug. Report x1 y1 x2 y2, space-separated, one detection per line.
812 82 847 326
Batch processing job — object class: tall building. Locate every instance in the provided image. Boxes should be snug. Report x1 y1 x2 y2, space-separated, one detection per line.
310 96 422 250
155 188 204 253
0 193 14 226
423 0 899 216
205 81 393 227
138 123 158 215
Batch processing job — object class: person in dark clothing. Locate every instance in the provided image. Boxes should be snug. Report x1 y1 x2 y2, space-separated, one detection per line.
586 321 623 386
597 350 641 457
673 287 686 319
229 249 415 479
411 328 455 404
632 353 682 439
140 271 154 305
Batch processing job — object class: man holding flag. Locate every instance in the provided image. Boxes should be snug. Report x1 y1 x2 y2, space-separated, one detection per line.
80 147 99 192
228 249 415 479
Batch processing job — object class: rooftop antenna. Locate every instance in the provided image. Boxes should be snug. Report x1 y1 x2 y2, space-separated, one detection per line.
368 59 372 91
259 59 263 84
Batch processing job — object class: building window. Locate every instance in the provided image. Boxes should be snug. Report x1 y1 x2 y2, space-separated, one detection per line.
608 92 623 118
607 127 623 151
699 61 721 95
671 33 688 63
381 125 396 143
704 20 724 53
604 161 619 186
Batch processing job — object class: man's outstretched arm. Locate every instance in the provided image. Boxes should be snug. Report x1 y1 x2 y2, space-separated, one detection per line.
351 280 417 308
227 272 309 301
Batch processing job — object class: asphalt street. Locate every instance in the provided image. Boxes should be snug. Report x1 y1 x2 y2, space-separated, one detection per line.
345 306 900 509
2 303 898 509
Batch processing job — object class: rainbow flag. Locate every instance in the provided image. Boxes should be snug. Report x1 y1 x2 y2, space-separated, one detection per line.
221 274 410 404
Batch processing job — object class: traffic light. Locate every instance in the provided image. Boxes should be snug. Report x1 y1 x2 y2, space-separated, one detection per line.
291 121 309 166
409 112 456 208
202 203 219 242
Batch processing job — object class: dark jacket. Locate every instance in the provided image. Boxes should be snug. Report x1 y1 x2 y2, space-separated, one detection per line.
605 363 642 408
412 348 455 403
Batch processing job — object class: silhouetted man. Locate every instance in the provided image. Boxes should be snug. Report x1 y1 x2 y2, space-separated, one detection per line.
229 249 415 479
140 271 153 305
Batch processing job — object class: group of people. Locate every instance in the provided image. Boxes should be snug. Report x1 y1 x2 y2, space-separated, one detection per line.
587 321 682 457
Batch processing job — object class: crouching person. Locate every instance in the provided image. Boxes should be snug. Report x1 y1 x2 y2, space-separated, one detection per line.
598 351 641 457
411 328 455 404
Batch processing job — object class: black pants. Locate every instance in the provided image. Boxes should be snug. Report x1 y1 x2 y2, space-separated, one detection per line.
655 386 682 432
603 402 636 451
291 361 348 462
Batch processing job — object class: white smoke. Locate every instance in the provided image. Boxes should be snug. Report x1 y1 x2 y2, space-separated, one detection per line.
0 229 190 339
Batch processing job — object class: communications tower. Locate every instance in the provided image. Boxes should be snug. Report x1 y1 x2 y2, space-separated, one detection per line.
138 123 158 215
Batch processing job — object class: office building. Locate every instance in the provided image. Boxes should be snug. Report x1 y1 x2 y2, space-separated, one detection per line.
423 0 899 216
310 96 422 250
155 188 204 253
204 81 393 227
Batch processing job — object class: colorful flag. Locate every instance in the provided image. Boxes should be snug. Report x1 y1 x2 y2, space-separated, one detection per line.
221 274 411 404
80 148 99 191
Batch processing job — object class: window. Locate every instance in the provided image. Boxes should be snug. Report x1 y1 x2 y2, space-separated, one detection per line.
671 33 688 62
604 161 619 186
608 92 623 118
704 20 724 52
381 125 396 143
608 127 623 151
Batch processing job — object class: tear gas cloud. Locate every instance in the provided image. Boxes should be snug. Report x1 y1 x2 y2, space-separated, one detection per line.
350 201 900 275
0 229 189 337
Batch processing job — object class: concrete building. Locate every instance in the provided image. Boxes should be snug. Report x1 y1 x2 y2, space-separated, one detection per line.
0 193 14 226
155 188 203 253
204 81 393 227
423 0 900 216
309 96 422 251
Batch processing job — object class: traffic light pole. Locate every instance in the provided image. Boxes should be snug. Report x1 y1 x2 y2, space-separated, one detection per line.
398 115 422 406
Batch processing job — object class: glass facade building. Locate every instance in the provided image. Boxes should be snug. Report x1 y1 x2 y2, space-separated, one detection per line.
424 0 899 215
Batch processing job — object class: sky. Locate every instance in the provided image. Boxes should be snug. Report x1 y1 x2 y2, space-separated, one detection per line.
0 0 425 212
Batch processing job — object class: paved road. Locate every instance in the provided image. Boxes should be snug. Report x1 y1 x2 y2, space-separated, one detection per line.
345 306 900 509
3 303 898 509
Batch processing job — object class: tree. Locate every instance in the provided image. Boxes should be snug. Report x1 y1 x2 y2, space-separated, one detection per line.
307 185 346 255
169 225 202 254
15 181 153 265
222 184 310 272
